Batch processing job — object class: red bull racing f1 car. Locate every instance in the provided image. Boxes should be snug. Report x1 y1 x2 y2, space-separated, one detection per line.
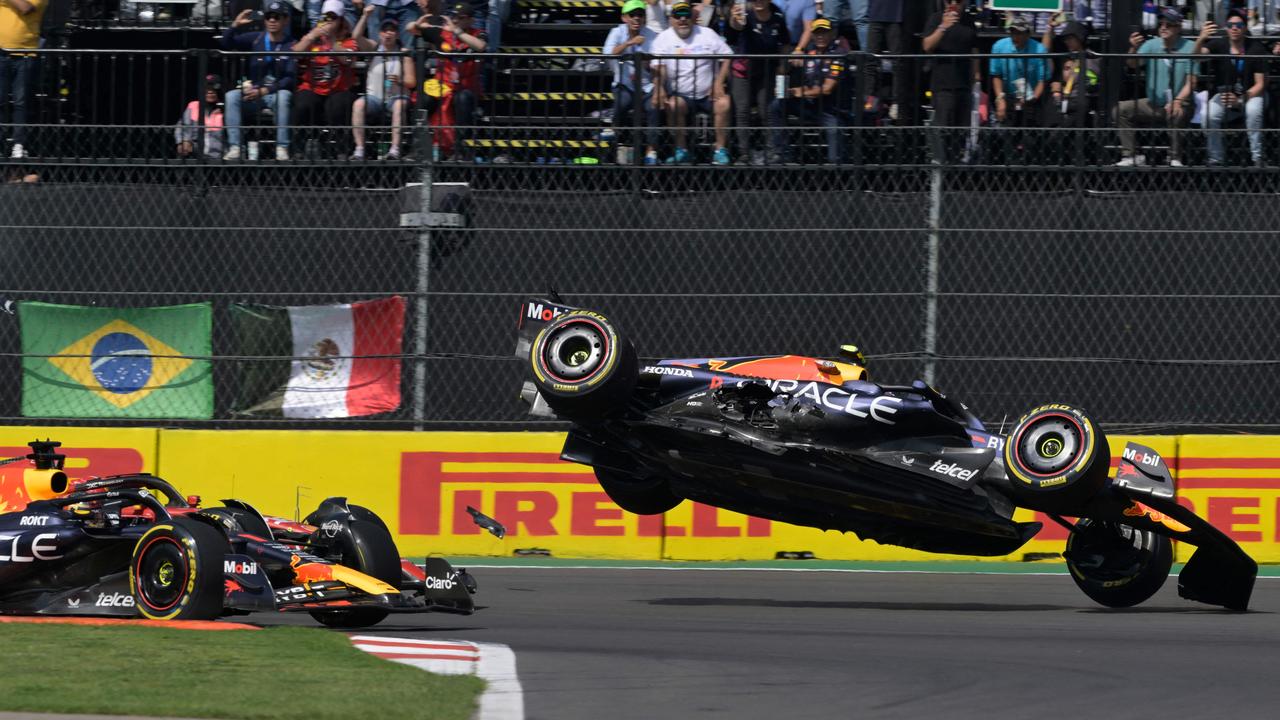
0 441 482 626
516 299 1257 611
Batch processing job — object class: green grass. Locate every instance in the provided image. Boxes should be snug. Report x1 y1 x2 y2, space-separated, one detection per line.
0 624 484 720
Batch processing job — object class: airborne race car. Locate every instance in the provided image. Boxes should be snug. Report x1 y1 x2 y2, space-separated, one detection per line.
516 299 1258 611
0 441 480 626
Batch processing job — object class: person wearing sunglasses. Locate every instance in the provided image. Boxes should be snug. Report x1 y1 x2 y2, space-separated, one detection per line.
605 0 661 163
650 1 733 164
1195 10 1267 167
221 2 297 161
1113 7 1195 167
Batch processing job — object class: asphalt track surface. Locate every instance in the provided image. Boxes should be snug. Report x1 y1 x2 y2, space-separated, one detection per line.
242 565 1280 720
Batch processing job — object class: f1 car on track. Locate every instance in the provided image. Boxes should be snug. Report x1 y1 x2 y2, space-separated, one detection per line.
0 441 481 626
515 299 1258 610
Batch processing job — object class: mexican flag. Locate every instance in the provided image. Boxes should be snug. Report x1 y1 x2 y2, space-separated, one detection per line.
19 302 214 419
231 297 405 418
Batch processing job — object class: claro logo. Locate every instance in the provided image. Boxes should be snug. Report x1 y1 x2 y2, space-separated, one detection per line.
399 451 773 538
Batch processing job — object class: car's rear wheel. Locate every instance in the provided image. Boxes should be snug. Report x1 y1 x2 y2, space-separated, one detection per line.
596 468 682 515
309 515 402 628
529 310 637 419
1003 403 1110 514
1064 518 1173 608
131 517 227 621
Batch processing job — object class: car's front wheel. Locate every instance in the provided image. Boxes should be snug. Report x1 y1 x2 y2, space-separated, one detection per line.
1064 518 1173 608
309 514 401 628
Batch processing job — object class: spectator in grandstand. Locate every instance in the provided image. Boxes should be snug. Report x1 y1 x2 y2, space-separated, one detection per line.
605 0 661 164
645 0 715 33
351 6 416 160
778 0 816 50
293 0 359 158
221 3 297 161
408 0 447 49
861 0 904 121
725 0 791 165
650 1 733 164
370 0 423 49
1195 12 1267 167
413 1 486 160
990 17 1047 124
1041 17 1097 129
0 0 46 159
1113 7 1196 167
175 74 227 160
767 16 843 164
923 0 979 163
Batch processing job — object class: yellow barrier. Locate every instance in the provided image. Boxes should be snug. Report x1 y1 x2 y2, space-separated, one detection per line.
0 427 1275 562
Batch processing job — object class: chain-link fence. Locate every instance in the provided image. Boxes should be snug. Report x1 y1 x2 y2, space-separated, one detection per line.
3 47 1280 430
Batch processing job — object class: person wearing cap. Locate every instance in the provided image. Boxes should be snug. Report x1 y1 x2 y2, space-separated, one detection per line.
923 0 979 163
1195 10 1267 167
726 0 791 165
350 3 417 159
0 0 47 159
293 0 360 158
1113 7 1195 167
221 3 297 161
605 0 661 164
650 0 733 164
644 0 715 35
988 14 1048 162
175 74 227 160
767 16 843 164
1040 17 1098 131
368 0 425 51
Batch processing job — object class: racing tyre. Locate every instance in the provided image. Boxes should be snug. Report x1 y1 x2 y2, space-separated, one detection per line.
1003 403 1110 514
1064 518 1173 608
309 513 402 628
596 468 682 515
529 309 638 419
130 517 228 621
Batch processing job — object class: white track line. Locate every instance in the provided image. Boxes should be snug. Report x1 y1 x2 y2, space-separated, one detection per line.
350 635 524 720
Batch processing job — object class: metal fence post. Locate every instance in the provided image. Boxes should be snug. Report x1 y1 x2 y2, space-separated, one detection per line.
922 158 942 386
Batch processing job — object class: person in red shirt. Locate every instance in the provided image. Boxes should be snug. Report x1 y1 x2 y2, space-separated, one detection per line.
411 2 487 159
293 0 359 158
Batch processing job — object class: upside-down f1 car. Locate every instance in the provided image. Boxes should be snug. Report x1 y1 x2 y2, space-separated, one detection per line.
0 441 482 626
516 299 1258 610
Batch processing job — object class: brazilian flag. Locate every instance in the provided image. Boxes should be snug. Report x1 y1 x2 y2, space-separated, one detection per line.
19 302 214 419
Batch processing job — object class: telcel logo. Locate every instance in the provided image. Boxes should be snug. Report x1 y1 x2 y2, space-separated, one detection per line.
929 460 977 482
95 592 135 608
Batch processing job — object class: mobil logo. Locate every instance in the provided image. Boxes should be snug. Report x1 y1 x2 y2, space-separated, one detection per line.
399 451 771 539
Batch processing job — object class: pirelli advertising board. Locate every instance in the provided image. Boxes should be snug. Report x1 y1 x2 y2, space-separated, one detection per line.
0 428 1277 563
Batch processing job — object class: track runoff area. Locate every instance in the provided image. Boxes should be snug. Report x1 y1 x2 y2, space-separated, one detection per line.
250 559 1280 720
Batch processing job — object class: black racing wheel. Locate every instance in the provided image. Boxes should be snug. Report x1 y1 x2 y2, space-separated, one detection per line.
529 309 638 419
1003 403 1110 514
1064 518 1173 608
130 517 228 621
596 467 682 515
309 514 402 628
